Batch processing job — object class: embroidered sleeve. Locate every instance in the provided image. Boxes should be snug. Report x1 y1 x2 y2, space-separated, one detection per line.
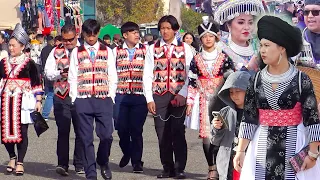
300 73 320 142
238 76 259 140
29 60 43 94
187 59 200 105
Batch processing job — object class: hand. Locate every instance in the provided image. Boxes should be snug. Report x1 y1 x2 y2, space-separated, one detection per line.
186 105 192 116
173 94 186 107
301 155 317 171
247 55 258 71
213 118 223 129
147 102 156 115
35 102 42 112
60 70 68 78
233 151 246 172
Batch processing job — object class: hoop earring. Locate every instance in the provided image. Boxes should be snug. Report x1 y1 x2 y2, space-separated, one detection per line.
277 53 282 65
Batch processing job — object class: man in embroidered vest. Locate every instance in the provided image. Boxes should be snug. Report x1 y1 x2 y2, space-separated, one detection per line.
143 15 193 179
44 24 84 176
68 19 117 180
113 22 148 173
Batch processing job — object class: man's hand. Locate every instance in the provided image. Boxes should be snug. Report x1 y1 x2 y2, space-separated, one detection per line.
60 70 68 78
173 94 186 107
147 101 156 114
212 117 223 129
186 105 192 116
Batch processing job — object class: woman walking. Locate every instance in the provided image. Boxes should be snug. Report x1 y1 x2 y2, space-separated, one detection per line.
234 16 320 180
0 23 43 176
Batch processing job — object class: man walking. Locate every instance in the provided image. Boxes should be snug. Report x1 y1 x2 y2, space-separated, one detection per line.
45 24 84 176
143 15 193 179
68 19 118 180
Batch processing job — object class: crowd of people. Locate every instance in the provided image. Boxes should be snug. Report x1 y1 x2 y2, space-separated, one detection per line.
0 0 320 180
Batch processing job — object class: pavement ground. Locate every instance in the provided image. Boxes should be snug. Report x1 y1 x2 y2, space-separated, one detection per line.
0 114 207 180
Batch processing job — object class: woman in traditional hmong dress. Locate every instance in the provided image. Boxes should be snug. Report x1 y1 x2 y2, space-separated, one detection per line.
233 16 320 180
214 0 265 72
186 22 235 180
0 24 42 176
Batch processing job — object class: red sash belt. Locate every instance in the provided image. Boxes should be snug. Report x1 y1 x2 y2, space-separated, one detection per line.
259 102 302 126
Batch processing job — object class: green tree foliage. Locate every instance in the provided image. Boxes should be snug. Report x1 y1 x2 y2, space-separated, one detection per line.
96 0 163 26
181 7 203 34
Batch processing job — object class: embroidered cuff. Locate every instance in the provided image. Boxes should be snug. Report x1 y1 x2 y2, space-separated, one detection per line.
187 98 194 105
187 86 197 105
238 122 258 140
32 85 43 94
34 92 44 96
307 124 320 142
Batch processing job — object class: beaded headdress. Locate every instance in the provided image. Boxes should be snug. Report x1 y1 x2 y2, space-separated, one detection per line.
11 23 29 45
214 0 265 25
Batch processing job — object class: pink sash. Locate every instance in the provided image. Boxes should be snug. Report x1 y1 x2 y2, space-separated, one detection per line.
259 102 302 126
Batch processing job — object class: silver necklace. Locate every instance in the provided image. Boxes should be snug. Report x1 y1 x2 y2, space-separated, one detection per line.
261 64 297 84
228 36 254 57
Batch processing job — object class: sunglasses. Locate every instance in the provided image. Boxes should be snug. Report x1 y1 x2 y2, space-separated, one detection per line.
304 10 320 16
62 36 76 42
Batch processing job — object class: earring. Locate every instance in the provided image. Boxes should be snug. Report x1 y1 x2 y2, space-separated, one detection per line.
277 53 282 65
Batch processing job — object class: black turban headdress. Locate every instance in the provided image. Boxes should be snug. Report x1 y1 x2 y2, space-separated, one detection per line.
257 16 302 57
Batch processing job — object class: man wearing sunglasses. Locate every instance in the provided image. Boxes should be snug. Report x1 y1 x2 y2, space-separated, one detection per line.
301 0 320 68
44 24 84 176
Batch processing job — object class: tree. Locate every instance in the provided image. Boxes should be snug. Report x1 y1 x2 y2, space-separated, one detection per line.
124 0 163 24
181 7 203 34
96 0 163 26
96 0 126 25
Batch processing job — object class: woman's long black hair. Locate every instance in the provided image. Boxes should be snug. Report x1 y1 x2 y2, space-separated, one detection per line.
182 32 199 52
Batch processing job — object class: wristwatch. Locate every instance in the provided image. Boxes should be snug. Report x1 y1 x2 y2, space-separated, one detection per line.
308 150 319 159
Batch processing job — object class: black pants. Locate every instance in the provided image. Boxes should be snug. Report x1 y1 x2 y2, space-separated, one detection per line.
54 95 83 169
74 97 114 179
4 124 29 163
115 94 148 165
153 93 187 172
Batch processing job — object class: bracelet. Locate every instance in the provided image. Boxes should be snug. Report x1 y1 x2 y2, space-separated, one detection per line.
308 150 319 159
36 100 42 103
308 155 317 162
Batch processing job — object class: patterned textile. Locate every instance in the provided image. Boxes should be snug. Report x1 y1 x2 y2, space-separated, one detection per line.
45 0 54 31
259 103 302 126
152 41 186 95
116 44 146 95
239 71 320 179
0 55 42 143
53 45 69 99
76 44 109 98
187 52 235 138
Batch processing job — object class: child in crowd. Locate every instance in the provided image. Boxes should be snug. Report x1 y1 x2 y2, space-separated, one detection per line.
211 71 251 180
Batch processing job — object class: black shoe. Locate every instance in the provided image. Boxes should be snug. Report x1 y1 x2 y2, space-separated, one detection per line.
157 170 175 178
56 166 69 176
119 155 130 168
101 164 112 180
174 171 186 179
132 162 144 173
75 167 85 174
